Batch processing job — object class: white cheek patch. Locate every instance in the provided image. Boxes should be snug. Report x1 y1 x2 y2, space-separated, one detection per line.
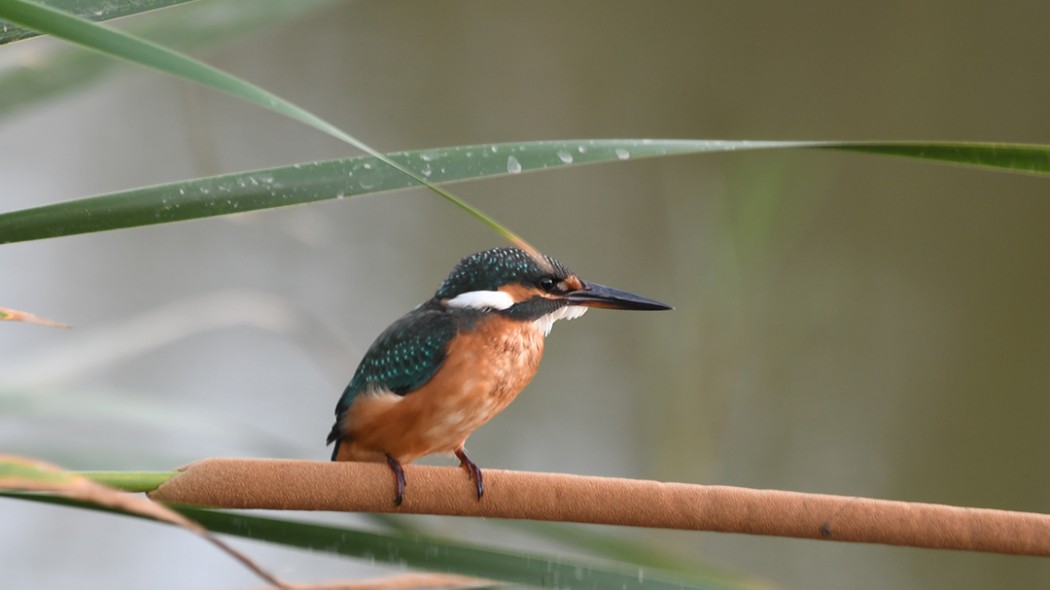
534 305 588 336
446 289 515 310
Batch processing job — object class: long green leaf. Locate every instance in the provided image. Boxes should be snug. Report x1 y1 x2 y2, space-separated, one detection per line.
824 142 1050 175
508 521 749 585
4 1 1046 249
0 0 523 244
0 0 337 118
1 492 750 590
0 0 198 44
2 139 1048 245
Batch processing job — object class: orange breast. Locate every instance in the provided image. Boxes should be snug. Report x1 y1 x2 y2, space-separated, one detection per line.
335 315 544 464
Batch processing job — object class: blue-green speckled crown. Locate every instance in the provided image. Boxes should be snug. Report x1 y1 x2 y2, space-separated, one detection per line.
435 248 573 299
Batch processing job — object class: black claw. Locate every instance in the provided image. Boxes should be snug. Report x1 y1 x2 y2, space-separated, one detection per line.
385 453 406 506
455 448 484 500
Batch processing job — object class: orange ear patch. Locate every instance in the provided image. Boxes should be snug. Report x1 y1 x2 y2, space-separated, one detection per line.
563 275 584 291
498 274 584 301
499 282 541 302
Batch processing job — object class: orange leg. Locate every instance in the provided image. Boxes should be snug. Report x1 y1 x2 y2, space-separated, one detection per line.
455 448 484 500
385 453 406 506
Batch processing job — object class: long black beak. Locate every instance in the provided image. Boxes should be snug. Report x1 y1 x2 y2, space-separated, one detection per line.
565 281 673 311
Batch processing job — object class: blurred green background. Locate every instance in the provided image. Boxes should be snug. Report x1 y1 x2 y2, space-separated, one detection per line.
2 1 1050 588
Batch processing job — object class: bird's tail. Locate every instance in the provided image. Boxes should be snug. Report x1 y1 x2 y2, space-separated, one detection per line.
326 422 341 461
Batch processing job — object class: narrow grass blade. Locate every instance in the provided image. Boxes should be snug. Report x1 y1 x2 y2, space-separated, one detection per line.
0 0 524 246
506 521 760 588
0 456 291 589
2 139 1048 245
3 1 1045 247
0 0 198 44
3 492 750 590
823 142 1050 175
0 0 337 119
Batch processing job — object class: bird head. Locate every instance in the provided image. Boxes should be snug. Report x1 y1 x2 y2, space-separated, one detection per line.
434 248 671 335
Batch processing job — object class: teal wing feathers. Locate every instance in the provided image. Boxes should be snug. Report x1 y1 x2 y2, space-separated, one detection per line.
327 308 459 452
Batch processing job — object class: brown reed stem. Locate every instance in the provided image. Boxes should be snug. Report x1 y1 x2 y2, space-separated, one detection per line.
148 458 1050 557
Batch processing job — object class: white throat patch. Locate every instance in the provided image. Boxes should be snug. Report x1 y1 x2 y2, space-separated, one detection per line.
534 305 588 336
446 289 515 311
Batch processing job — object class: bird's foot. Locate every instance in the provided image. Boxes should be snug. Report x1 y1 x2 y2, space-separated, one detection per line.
455 448 484 500
385 452 406 506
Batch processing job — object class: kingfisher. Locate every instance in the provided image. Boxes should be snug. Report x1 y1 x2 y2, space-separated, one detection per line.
327 247 671 505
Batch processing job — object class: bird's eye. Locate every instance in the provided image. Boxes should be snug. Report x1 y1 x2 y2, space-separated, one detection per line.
538 277 557 292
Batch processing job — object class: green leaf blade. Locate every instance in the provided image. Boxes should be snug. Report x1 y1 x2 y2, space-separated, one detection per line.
0 0 526 244
184 508 719 590
0 0 199 44
826 142 1050 175
3 139 1048 245
2 492 752 590
5 1 1046 250
0 0 338 119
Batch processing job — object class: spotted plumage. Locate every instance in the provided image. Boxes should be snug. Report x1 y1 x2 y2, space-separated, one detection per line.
328 247 670 505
